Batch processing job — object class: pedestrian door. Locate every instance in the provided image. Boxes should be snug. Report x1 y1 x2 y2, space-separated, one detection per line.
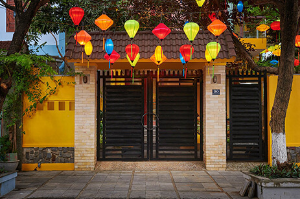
97 70 203 161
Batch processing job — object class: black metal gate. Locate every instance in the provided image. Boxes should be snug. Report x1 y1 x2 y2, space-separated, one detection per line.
156 79 198 160
227 71 267 161
98 70 203 161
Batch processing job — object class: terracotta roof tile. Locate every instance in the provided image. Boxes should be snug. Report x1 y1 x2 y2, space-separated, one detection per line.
66 30 236 60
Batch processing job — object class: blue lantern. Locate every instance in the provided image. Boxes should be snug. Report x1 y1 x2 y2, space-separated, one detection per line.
270 60 278 66
105 39 114 55
184 21 189 26
237 1 243 13
180 53 186 76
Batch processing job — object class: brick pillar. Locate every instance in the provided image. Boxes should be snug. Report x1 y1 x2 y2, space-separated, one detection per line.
74 66 97 170
203 65 226 170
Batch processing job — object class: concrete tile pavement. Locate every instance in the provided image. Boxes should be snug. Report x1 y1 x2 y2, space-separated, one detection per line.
1 170 249 199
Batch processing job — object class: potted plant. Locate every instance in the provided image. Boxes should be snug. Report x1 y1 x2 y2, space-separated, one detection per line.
240 162 300 199
0 134 19 171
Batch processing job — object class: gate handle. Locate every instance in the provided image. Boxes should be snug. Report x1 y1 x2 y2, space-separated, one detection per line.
141 113 159 130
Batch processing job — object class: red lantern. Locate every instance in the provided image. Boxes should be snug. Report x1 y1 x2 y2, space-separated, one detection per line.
104 50 120 65
125 44 139 61
69 7 84 26
271 21 280 31
180 45 194 62
152 23 171 41
295 35 300 47
294 59 299 67
179 45 194 79
104 50 120 79
209 13 216 22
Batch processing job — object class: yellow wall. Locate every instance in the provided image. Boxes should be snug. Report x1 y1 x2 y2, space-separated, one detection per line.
23 76 75 148
240 38 267 50
268 75 300 164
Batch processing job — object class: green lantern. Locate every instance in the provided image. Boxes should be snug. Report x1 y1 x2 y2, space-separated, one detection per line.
206 42 221 78
184 22 199 43
124 20 139 39
206 42 221 60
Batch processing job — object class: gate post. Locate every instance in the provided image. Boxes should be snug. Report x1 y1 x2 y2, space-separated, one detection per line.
203 65 226 170
74 65 97 170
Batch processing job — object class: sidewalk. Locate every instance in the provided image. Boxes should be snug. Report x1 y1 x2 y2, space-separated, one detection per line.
2 170 247 199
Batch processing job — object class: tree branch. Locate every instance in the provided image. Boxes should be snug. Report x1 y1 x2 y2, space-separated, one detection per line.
0 0 15 11
49 31 71 70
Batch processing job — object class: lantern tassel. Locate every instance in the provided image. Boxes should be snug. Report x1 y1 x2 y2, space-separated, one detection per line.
131 44 132 58
132 68 135 83
183 65 184 77
212 63 215 79
109 59 110 69
76 32 78 45
87 56 89 68
111 69 113 80
82 51 83 63
157 66 160 82
103 32 105 50
185 65 187 79
131 67 133 78
190 45 192 61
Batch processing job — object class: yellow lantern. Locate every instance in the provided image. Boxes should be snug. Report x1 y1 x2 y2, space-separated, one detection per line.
84 41 93 68
205 50 212 62
155 46 163 64
206 42 221 78
126 53 140 83
256 24 270 32
196 0 205 7
184 22 199 43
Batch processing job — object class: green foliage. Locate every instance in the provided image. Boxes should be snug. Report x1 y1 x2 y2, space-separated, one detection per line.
0 52 59 128
250 163 300 179
0 135 12 161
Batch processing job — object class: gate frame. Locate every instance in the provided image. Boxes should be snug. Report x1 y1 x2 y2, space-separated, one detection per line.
226 70 268 161
97 70 203 161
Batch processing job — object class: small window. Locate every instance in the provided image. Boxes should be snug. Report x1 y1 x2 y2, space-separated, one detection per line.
59 102 65 111
69 102 75 111
37 103 43 111
48 102 54 110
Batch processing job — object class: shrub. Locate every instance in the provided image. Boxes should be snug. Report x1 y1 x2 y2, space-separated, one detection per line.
250 162 300 178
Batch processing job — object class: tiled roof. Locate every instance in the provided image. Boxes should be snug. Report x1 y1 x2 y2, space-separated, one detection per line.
65 30 236 61
0 41 11 50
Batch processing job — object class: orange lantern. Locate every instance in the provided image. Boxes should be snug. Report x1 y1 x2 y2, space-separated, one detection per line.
74 30 91 63
207 19 227 38
95 14 113 50
256 24 270 32
295 35 300 60
150 54 167 81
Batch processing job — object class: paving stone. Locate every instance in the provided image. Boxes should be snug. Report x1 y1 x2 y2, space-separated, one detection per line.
2 190 33 199
131 184 146 190
78 190 99 198
179 191 213 199
96 190 114 198
145 184 160 190
146 191 161 198
69 183 86 190
129 190 146 198
110 191 128 198
61 189 81 198
85 182 102 190
160 191 178 199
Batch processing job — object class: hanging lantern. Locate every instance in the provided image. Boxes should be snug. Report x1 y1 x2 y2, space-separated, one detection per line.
95 14 114 50
124 20 139 39
69 7 84 26
104 50 120 79
125 44 139 61
237 1 243 13
180 45 194 78
206 42 221 78
105 39 114 55
74 30 91 45
205 49 212 76
180 53 186 76
294 59 299 67
271 21 280 31
207 19 227 38
256 24 270 32
152 23 171 41
270 60 278 66
295 35 300 47
206 42 221 60
126 53 140 82
209 13 216 22
74 30 91 63
84 41 93 68
155 46 163 64
150 53 167 81
272 49 281 57
105 39 114 69
196 0 205 7
184 22 199 43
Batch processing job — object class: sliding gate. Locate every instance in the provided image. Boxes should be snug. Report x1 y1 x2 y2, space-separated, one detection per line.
98 70 203 161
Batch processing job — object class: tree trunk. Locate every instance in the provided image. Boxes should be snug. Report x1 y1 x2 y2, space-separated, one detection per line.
270 0 298 165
